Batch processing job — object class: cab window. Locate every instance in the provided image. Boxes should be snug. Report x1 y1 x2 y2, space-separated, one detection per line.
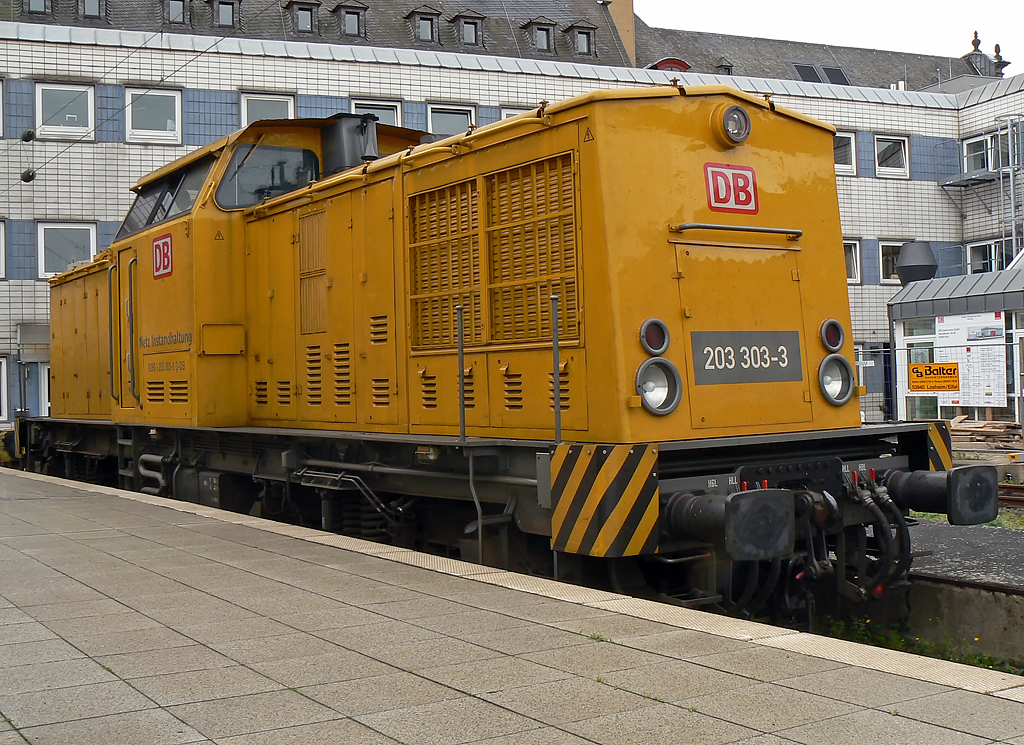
216 144 319 209
116 156 215 240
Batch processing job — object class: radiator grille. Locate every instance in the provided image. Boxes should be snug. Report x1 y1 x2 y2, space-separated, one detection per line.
306 346 322 406
371 378 390 406
255 381 268 405
299 211 327 334
420 371 438 409
146 380 165 404
333 343 352 406
169 380 188 404
277 380 292 407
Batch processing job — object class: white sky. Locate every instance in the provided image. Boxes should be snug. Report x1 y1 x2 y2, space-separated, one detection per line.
633 0 1022 77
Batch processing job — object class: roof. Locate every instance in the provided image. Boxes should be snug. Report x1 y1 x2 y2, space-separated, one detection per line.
7 0 632 66
633 16 994 92
889 265 1024 320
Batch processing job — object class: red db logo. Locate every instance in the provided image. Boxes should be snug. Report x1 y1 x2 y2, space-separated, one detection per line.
704 163 759 214
153 234 173 279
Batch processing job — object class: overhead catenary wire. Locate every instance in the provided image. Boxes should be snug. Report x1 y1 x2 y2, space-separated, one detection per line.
1 0 290 198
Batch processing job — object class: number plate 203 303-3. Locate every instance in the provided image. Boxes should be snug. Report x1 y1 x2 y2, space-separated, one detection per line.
691 331 803 385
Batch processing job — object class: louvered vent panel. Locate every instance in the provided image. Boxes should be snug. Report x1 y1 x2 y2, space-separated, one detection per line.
548 369 570 411
369 315 389 345
277 381 292 407
487 154 580 343
503 369 524 410
333 343 352 406
255 381 268 405
146 380 165 404
306 346 322 406
299 211 327 334
371 378 390 406
420 371 438 409
408 180 484 350
463 369 475 409
169 381 188 404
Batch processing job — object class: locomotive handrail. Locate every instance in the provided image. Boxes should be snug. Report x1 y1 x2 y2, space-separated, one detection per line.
106 265 120 405
127 256 140 405
669 223 803 241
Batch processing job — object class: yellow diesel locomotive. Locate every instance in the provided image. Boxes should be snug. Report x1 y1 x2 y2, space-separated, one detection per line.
24 86 997 618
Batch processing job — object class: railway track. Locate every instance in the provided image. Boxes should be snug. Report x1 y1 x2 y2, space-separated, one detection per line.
999 482 1024 508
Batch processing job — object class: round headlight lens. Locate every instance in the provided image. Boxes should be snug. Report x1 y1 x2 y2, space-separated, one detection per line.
722 105 751 143
639 318 670 355
636 358 682 415
818 353 854 406
820 319 845 352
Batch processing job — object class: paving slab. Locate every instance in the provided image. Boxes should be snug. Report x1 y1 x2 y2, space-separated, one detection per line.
3 469 1024 745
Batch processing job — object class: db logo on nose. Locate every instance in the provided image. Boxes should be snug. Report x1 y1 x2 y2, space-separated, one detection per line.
704 163 758 214
153 234 173 279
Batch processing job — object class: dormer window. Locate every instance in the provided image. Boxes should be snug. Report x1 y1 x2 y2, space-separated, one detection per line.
562 21 597 56
332 1 366 37
216 0 236 27
406 6 441 43
167 0 186 23
462 20 478 44
536 26 551 50
285 0 319 33
449 10 484 46
28 0 47 13
522 17 557 53
83 0 102 18
297 7 312 30
344 10 359 34
418 17 433 40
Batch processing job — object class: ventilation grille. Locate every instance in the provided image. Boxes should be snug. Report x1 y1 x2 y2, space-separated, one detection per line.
306 346 322 406
488 154 579 343
548 369 569 411
463 368 475 409
372 378 390 406
370 315 389 345
169 381 188 404
146 380 165 404
255 381 268 405
299 211 327 334
420 371 437 409
502 367 523 410
333 343 352 406
409 179 483 350
277 381 292 407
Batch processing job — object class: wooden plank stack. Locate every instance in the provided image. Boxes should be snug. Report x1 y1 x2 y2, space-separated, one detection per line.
948 415 1024 449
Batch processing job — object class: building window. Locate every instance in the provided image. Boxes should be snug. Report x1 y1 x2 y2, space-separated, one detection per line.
843 240 860 283
241 94 294 125
28 0 47 13
217 1 235 27
575 30 592 55
875 135 909 179
83 0 102 17
35 84 95 141
38 223 97 278
0 222 5 278
168 0 186 22
0 358 7 423
461 20 478 45
352 100 400 127
428 105 473 136
964 133 1012 173
822 66 851 85
290 3 316 32
903 318 935 336
126 89 182 144
0 80 4 138
880 242 903 283
417 16 434 41
501 107 530 119
794 64 822 83
536 26 552 51
834 132 856 176
40 363 51 417
343 10 361 35
967 240 1012 273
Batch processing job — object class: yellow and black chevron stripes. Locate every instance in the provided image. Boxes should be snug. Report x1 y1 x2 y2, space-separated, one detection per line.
928 422 953 471
549 443 659 557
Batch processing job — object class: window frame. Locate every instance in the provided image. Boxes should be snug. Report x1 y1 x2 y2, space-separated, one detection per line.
351 99 402 127
575 29 593 55
0 221 6 279
27 0 47 14
125 88 182 145
216 0 236 27
968 241 994 274
82 0 102 18
342 9 362 36
293 4 317 33
240 93 295 126
37 222 97 279
427 104 474 136
963 134 989 173
879 241 903 284
501 107 530 119
461 19 479 45
535 25 553 52
167 0 187 23
0 358 7 423
0 80 4 138
843 239 861 284
35 83 95 141
834 131 857 176
875 134 910 179
416 15 435 41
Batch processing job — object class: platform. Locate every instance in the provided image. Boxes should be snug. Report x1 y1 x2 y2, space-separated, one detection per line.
910 519 1024 592
3 470 1024 745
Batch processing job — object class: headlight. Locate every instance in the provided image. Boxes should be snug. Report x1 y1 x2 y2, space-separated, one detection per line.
820 319 845 352
712 104 751 147
636 358 682 415
639 318 670 355
818 353 854 406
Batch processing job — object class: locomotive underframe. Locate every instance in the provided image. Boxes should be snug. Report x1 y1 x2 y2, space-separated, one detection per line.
18 417 951 621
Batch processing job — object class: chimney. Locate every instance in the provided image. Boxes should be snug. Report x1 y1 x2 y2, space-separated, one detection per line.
601 0 636 65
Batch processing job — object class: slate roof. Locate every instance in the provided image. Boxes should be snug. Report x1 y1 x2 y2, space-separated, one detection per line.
889 262 1024 320
634 16 997 91
2 0 631 66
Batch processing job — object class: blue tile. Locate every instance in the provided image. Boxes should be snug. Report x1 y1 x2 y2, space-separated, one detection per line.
183 89 240 146
856 131 875 179
861 238 881 284
477 106 501 126
96 85 125 143
910 135 959 181
6 220 37 280
296 95 350 118
4 79 34 140
98 221 120 252
935 242 964 277
403 101 427 132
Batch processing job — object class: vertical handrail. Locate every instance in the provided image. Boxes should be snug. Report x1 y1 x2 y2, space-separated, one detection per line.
106 265 120 404
127 257 140 404
550 294 561 444
456 304 466 443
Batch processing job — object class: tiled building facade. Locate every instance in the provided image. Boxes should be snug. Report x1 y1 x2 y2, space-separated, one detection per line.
0 14 1022 424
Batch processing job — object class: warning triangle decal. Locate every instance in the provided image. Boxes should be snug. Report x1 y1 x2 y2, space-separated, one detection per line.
583 128 595 142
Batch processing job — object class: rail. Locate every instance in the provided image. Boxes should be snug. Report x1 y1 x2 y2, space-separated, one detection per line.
668 223 803 241
106 265 119 404
126 256 140 404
